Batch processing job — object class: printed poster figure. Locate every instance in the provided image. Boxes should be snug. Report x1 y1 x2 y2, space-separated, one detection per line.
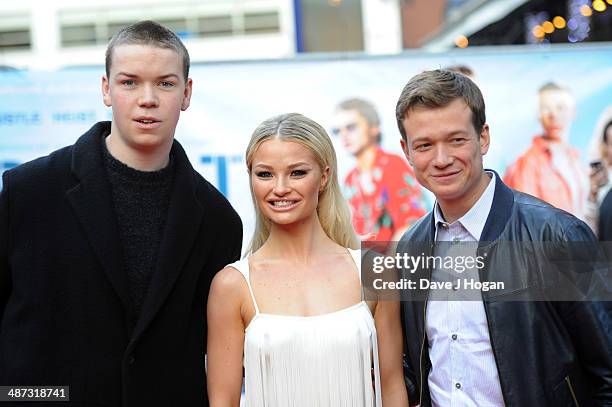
504 82 587 219
332 98 427 245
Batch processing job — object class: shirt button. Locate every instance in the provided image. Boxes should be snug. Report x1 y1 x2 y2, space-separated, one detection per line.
452 237 461 244
455 383 461 389
452 334 458 340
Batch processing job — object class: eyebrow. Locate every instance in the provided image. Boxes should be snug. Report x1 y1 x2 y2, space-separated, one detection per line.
253 162 313 170
410 130 468 145
332 122 357 128
115 72 180 80
446 130 469 137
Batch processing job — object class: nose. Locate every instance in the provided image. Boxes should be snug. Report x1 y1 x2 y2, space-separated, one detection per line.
138 84 159 108
432 144 453 168
273 176 291 196
339 129 351 143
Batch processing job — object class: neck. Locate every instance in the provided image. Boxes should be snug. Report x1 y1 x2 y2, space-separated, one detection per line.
356 145 378 171
260 214 333 262
437 172 491 223
542 132 564 143
105 133 171 171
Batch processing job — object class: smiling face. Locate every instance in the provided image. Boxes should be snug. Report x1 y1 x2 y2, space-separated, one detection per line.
102 44 192 158
250 138 329 227
400 98 490 217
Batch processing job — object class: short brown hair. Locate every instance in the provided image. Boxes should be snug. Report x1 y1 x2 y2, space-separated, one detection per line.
105 20 190 82
395 69 485 141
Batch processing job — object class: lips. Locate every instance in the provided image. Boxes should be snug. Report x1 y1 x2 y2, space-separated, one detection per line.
432 170 460 181
268 199 300 211
272 200 295 206
133 116 162 129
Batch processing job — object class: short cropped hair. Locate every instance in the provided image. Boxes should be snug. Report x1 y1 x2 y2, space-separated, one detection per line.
336 98 382 144
105 20 190 82
395 69 486 141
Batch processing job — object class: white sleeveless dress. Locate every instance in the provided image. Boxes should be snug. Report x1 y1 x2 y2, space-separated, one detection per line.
227 249 382 407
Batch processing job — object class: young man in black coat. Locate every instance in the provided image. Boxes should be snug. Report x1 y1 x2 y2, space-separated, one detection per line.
0 21 242 406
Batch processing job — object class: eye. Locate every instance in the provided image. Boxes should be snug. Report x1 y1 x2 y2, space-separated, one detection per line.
450 137 466 144
414 143 431 151
291 169 308 177
121 79 135 86
255 171 272 178
160 81 175 88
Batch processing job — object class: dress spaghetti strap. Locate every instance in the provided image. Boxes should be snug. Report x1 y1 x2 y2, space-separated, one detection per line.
227 259 260 315
348 248 362 277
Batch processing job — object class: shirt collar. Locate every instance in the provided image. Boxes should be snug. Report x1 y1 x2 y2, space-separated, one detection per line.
433 171 495 240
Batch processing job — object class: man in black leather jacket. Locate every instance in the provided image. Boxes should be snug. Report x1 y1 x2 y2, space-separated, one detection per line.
394 69 611 406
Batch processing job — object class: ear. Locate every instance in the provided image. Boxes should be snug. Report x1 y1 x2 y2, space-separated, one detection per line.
101 75 112 107
479 124 490 156
181 78 193 111
320 166 330 192
400 137 413 166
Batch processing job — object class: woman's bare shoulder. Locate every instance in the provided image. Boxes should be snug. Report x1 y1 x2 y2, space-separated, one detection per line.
210 264 249 296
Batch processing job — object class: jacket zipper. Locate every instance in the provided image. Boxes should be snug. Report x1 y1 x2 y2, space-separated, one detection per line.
565 376 580 407
418 242 434 406
418 300 427 405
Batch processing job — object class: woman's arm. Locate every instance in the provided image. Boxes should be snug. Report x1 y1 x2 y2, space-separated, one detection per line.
207 267 248 407
375 297 409 406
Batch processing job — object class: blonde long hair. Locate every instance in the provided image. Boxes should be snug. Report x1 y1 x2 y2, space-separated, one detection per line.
245 113 359 254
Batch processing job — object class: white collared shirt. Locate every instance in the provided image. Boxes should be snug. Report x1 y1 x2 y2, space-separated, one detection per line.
427 172 505 407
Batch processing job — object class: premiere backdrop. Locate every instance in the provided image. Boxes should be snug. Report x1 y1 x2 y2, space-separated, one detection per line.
1 44 611 247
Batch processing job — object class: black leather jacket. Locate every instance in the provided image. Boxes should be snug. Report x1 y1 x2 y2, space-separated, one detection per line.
399 172 612 406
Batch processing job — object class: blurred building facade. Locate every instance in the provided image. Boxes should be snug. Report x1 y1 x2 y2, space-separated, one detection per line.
0 0 610 70
0 0 403 70
0 0 297 70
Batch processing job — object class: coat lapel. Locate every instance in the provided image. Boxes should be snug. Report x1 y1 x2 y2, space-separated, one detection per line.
130 141 205 343
66 122 134 316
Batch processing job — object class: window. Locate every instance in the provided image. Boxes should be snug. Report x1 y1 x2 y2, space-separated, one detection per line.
244 11 280 34
198 15 233 37
61 24 97 47
0 29 31 50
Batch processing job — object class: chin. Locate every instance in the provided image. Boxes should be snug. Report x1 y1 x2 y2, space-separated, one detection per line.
133 134 170 148
431 186 462 201
268 217 300 227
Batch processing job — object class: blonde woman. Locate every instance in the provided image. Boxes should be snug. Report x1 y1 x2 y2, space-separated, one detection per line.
206 113 407 406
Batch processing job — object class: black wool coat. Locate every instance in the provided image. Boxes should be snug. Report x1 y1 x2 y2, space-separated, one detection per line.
0 122 242 406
